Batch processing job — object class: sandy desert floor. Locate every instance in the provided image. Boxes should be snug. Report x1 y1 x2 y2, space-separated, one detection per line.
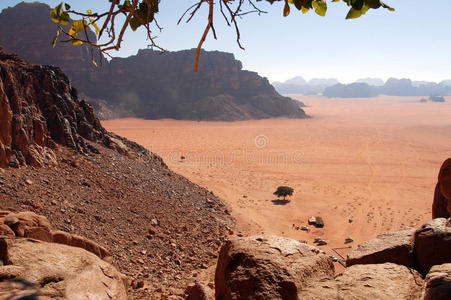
103 95 451 270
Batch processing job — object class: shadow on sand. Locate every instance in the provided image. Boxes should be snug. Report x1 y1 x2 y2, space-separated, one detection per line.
271 199 291 205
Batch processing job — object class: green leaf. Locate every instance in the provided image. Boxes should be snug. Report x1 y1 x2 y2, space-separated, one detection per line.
71 39 83 45
312 0 327 17
292 0 303 10
119 0 132 10
351 0 364 10
68 20 88 37
129 17 142 31
360 4 370 15
64 3 71 10
346 7 362 19
50 3 70 25
283 1 290 16
365 0 381 9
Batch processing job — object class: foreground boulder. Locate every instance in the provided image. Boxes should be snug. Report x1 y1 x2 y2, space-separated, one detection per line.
423 263 451 300
300 263 423 299
0 210 110 260
346 227 415 268
415 218 451 275
0 237 127 299
185 283 214 300
433 158 451 218
215 235 334 300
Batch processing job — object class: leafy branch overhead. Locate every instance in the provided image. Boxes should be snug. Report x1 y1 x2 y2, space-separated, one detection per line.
50 0 394 71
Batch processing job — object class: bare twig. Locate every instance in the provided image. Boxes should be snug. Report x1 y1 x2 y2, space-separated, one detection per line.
194 0 214 72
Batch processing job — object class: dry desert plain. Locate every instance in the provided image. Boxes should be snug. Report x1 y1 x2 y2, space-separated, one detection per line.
103 95 451 269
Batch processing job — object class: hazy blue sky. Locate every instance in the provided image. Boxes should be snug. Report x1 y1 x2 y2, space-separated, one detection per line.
2 1 451 83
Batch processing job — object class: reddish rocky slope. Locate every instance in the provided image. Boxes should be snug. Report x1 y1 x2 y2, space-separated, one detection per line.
0 51 233 298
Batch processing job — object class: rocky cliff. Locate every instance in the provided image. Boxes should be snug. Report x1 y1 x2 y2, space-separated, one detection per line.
87 49 306 120
0 2 307 121
0 51 234 298
0 51 108 168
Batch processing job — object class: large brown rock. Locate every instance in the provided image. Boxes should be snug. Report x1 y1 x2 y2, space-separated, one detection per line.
346 227 415 268
215 235 334 300
300 263 424 299
186 283 214 300
0 51 106 168
0 237 127 299
0 49 147 168
415 218 451 275
0 211 110 260
433 158 451 218
423 263 451 300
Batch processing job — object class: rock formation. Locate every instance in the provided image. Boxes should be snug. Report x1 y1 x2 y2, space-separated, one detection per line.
215 235 334 299
0 50 149 168
323 82 379 98
0 2 307 121
414 218 451 275
423 263 451 300
433 158 451 219
0 210 110 260
346 227 415 268
185 283 214 300
208 219 451 299
0 50 233 297
0 237 127 299
0 210 126 298
300 263 423 299
86 49 307 121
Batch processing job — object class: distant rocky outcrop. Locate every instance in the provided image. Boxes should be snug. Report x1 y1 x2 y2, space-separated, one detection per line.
323 82 379 98
356 77 385 86
272 77 339 95
274 74 451 98
324 78 451 98
0 2 307 121
85 49 307 121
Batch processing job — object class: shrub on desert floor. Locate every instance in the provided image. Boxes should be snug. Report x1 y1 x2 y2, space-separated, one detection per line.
273 186 294 201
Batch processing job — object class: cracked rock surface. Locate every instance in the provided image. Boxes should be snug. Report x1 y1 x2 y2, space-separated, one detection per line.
214 235 334 300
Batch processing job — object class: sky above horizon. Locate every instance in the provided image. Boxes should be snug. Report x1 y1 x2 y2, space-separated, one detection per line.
2 0 451 84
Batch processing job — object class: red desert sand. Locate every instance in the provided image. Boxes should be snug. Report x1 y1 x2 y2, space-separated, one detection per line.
103 95 451 270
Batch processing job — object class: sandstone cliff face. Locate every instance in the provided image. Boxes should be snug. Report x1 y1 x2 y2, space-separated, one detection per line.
0 2 102 92
87 49 306 120
0 2 307 121
0 51 110 168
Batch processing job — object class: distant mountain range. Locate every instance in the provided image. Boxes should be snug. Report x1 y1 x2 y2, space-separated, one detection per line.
272 77 339 95
0 2 307 121
273 76 451 98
